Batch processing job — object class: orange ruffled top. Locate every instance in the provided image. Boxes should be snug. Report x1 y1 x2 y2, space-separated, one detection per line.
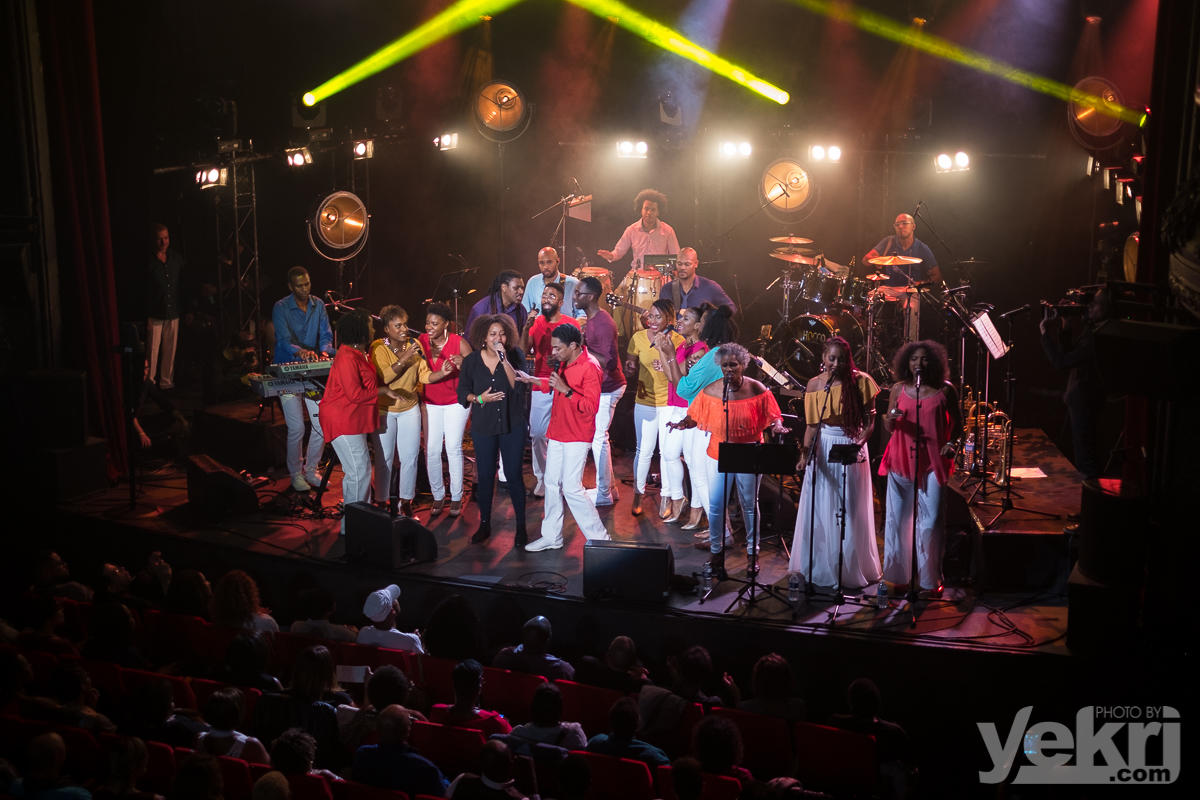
688 390 782 460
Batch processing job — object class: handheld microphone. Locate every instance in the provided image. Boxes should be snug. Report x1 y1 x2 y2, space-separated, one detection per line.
915 367 922 388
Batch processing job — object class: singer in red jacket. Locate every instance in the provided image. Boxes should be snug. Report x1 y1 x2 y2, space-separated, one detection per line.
519 324 610 551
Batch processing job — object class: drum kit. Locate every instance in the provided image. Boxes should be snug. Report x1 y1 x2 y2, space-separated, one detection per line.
758 234 931 387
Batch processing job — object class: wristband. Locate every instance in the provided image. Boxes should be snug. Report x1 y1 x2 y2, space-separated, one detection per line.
565 388 574 398
476 394 485 405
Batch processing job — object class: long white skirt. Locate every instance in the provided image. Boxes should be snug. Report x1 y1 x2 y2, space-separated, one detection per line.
789 425 882 590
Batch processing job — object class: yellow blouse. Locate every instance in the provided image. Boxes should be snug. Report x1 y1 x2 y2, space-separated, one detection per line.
803 371 880 426
627 329 683 406
370 338 430 413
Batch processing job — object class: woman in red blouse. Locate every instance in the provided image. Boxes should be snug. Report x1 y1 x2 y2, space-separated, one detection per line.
320 310 400 534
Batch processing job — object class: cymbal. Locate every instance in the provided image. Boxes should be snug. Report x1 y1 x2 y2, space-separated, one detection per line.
954 258 988 266
770 251 822 266
769 235 814 245
864 272 891 281
867 255 923 266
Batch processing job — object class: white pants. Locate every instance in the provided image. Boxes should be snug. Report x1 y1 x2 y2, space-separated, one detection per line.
542 440 610 545
882 470 945 590
331 433 370 534
370 407 422 502
529 390 554 484
590 385 626 499
147 317 178 388
424 402 470 501
633 404 684 499
683 426 712 509
280 393 324 478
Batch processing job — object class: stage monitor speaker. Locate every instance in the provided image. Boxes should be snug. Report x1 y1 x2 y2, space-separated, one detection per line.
344 502 438 567
186 454 258 519
583 540 673 603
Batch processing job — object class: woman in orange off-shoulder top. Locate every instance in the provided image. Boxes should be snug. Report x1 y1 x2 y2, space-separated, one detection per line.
667 342 787 578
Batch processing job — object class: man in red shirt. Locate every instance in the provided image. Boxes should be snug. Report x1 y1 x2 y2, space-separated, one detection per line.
519 324 610 551
521 282 580 498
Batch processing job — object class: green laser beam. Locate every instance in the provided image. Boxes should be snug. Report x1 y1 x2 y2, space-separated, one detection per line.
565 0 789 105
303 0 525 106
788 0 1145 126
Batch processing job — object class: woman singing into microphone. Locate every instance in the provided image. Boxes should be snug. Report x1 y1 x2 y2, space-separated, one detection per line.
878 340 961 596
788 336 882 589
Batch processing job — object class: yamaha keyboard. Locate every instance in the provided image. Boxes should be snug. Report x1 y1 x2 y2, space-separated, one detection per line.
269 358 332 378
248 374 323 399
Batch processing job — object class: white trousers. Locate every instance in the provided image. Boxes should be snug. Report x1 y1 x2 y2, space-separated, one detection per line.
542 440 610 545
280 393 324 478
331 433 370 534
882 470 945 590
529 390 554 483
590 385 626 499
633 404 684 499
424 402 470 501
147 317 178 388
370 406 422 502
683 426 712 509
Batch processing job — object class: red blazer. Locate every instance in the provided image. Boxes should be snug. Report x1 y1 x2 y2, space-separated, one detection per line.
321 345 378 442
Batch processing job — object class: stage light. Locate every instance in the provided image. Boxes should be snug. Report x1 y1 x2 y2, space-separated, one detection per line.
474 80 531 142
718 141 752 159
827 145 842 162
934 153 953 172
810 145 826 161
568 0 789 105
635 141 648 156
308 190 370 261
286 147 313 167
739 142 752 157
617 140 647 159
954 151 970 169
433 133 459 151
761 158 816 219
352 139 375 159
195 166 227 189
720 142 737 158
934 151 969 173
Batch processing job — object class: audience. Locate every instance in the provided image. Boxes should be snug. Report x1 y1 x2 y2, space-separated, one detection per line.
211 570 278 633
16 595 77 656
10 733 91 800
119 678 207 749
357 585 424 653
445 740 526 800
254 647 345 770
215 634 283 693
573 635 651 693
509 682 587 751
336 664 424 751
428 659 512 736
351 705 447 798
195 688 270 765
92 736 158 800
81 601 147 669
40 662 115 733
586 696 669 767
830 677 914 798
692 715 756 791
492 616 574 680
29 551 92 603
669 757 704 800
169 754 222 800
269 728 340 783
164 570 212 620
421 594 486 661
250 772 289 800
289 589 357 643
737 653 806 722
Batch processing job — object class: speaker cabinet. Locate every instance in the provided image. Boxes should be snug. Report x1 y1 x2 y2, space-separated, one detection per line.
583 540 674 603
186 454 258 519
344 502 438 566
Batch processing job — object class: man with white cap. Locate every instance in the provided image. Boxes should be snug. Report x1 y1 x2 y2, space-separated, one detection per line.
357 584 424 653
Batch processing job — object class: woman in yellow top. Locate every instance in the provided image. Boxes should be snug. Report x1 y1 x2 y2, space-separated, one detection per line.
624 299 684 517
788 336 883 590
368 305 438 517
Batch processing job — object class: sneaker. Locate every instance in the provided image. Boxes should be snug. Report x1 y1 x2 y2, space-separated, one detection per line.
587 488 619 506
531 481 545 498
291 473 312 492
524 536 563 552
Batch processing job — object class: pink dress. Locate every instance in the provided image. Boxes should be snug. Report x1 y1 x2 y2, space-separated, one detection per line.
878 388 953 485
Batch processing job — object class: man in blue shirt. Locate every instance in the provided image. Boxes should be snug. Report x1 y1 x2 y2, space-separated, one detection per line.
863 213 942 287
352 705 448 798
659 247 737 314
272 266 334 492
522 246 578 319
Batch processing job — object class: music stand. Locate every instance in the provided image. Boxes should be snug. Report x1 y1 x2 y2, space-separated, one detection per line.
714 441 797 613
426 267 477 332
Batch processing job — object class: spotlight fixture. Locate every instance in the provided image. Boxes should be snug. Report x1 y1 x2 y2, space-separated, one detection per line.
1068 76 1125 150
194 167 227 189
617 140 648 159
718 141 752 159
308 190 370 261
285 147 313 167
351 139 375 160
474 79 531 142
433 133 459 151
808 144 843 163
934 151 969 173
760 157 817 221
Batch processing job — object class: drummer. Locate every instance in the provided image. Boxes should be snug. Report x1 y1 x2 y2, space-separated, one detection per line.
523 246 579 318
863 213 942 287
598 188 680 338
660 247 737 315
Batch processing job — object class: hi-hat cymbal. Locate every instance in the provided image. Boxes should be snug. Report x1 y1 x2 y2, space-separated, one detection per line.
770 251 822 266
864 272 891 281
769 235 814 245
867 255 923 266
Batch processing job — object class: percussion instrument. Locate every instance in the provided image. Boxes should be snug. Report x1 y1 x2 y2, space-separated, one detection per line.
866 255 923 267
766 311 865 383
574 266 614 297
769 235 814 245
839 277 871 308
769 250 823 266
799 266 843 308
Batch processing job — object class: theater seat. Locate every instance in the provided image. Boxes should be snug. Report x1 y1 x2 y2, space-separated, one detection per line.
570 750 654 800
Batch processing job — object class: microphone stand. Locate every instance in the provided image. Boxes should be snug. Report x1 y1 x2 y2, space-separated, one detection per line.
700 376 734 604
906 369 923 627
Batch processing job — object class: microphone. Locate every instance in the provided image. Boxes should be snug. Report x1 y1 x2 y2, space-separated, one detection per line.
571 176 583 194
945 284 971 295
912 200 923 217
915 366 922 388
999 303 1034 319
495 342 507 362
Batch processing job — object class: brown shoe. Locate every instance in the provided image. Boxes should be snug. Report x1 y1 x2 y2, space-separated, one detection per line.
631 492 643 516
431 497 446 514
399 500 414 517
448 499 462 516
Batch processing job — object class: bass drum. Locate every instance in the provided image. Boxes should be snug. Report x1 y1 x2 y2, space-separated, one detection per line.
770 312 865 383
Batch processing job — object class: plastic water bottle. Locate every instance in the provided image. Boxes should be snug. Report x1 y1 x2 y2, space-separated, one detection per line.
787 573 802 604
876 580 888 609
701 563 712 595
963 436 976 469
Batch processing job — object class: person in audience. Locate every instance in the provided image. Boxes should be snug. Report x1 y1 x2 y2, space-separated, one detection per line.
129 551 173 608
254 646 349 770
16 595 77 656
269 729 341 783
289 588 357 642
586 697 669 767
429 659 512 736
29 551 93 603
169 753 222 800
211 570 278 633
421 594 486 661
737 652 806 721
492 616 573 680
164 569 212 619
552 753 590 800
692 715 755 791
93 562 152 612
669 757 704 800
82 601 147 669
336 665 425 752
357 584 424 653
290 646 353 707
45 662 116 732
352 705 448 797
216 634 284 693
250 772 289 800
637 645 733 746
93 735 159 800
574 635 651 693
196 688 271 765
445 740 526 800
10 733 92 800
120 679 207 749
830 677 914 796
0 651 33 716
509 682 587 751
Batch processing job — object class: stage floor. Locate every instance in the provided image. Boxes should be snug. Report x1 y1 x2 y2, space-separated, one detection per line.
67 413 1082 658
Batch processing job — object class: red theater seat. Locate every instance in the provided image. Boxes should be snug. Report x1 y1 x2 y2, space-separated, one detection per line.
793 721 877 795
654 765 742 800
709 706 794 777
555 680 625 739
408 720 486 778
570 750 654 800
331 780 410 800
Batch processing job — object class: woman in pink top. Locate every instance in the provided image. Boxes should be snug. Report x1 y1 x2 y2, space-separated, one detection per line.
420 302 472 516
878 340 962 594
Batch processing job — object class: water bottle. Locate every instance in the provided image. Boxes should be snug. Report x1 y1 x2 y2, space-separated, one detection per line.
963 436 976 470
876 580 888 609
701 563 712 595
787 573 802 604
